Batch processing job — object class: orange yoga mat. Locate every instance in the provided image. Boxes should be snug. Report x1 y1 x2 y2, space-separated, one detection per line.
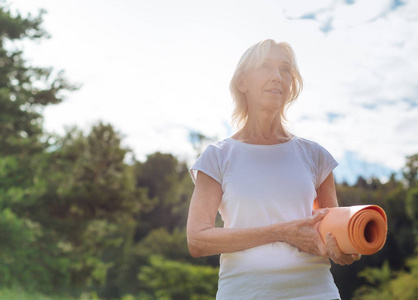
316 205 388 255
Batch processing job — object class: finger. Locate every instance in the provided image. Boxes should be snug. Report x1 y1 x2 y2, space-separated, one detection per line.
316 236 329 257
325 232 337 257
311 208 329 223
326 233 348 265
352 254 361 261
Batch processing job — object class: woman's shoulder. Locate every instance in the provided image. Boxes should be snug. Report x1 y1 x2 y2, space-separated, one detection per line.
211 138 232 148
199 138 234 158
293 136 331 157
203 138 231 151
294 136 336 166
295 136 324 149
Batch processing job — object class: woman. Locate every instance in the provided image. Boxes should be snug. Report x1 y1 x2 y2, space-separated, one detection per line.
187 39 360 299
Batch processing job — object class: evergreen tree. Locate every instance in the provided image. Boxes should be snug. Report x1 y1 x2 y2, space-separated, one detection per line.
0 3 75 291
0 3 75 155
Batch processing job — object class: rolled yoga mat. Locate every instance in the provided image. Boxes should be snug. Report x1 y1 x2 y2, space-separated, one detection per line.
316 205 387 255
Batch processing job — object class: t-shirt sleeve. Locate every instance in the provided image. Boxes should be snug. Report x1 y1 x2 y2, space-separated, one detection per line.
315 145 338 190
190 145 222 185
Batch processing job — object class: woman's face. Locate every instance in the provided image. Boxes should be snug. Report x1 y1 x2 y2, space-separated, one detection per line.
240 46 293 114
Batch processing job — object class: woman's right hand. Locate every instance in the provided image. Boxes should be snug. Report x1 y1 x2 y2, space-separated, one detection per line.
280 209 330 257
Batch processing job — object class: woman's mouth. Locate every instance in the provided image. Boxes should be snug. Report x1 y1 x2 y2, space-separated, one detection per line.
266 89 282 95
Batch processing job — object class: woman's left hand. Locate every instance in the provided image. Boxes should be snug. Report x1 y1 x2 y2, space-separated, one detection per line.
325 232 361 265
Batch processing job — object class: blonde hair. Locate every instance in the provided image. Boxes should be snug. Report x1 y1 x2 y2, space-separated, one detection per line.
230 39 303 129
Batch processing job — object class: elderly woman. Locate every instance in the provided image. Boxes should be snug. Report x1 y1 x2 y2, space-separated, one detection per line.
187 39 360 299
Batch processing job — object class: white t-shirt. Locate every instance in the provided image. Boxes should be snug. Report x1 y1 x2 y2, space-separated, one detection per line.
190 135 341 300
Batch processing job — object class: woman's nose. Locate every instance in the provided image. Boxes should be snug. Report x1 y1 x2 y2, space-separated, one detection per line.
272 68 282 82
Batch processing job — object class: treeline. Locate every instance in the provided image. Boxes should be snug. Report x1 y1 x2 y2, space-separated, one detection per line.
1 4 417 300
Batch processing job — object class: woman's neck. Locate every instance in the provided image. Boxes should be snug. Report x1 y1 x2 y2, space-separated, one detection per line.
232 112 292 145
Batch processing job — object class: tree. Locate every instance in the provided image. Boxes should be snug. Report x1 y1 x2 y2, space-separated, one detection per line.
403 154 418 188
406 187 418 243
37 123 144 293
0 3 76 292
134 152 193 239
0 3 76 156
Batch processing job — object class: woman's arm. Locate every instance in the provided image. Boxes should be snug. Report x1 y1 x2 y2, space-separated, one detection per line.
316 172 339 208
187 171 278 257
316 172 362 265
187 171 330 258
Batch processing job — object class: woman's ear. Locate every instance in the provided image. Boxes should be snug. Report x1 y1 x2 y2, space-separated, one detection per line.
237 76 248 93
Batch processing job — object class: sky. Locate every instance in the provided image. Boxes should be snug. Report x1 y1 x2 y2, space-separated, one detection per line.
7 0 418 184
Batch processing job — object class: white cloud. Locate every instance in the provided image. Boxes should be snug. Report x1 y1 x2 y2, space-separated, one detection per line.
285 0 418 173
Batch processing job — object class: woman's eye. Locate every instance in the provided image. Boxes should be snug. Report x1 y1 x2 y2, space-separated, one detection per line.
281 67 291 74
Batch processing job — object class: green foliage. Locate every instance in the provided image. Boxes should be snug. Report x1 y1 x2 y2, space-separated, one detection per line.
405 187 418 241
353 254 418 300
134 228 190 261
138 256 218 300
0 287 107 300
0 5 78 291
0 2 47 40
403 154 418 188
134 152 193 239
0 3 76 156
41 124 144 292
0 208 35 285
0 288 72 300
358 260 392 286
48 124 141 224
